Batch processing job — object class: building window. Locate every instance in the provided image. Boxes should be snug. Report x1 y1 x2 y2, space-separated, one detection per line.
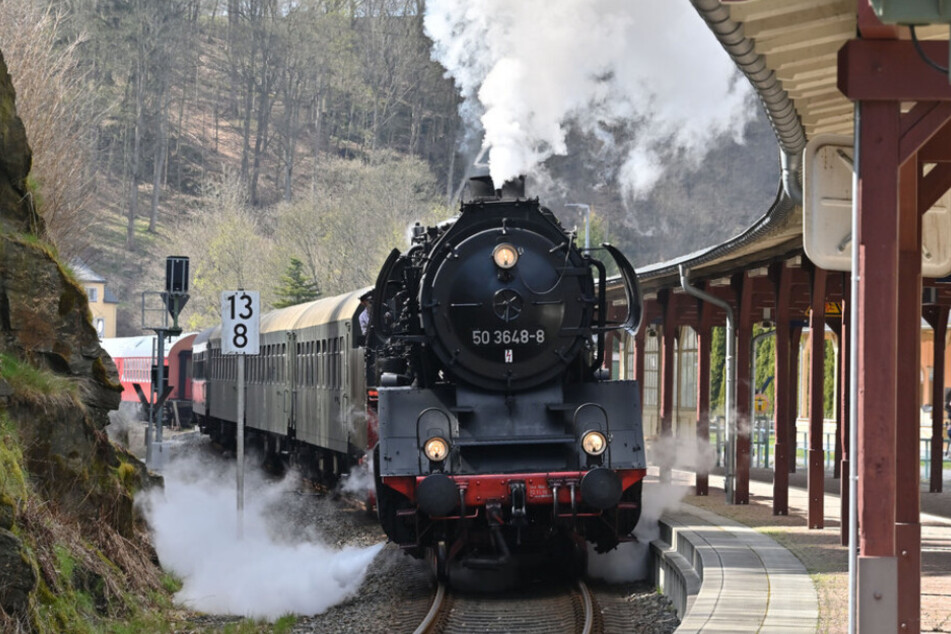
644 335 659 407
94 318 105 337
87 287 98 302
679 327 698 410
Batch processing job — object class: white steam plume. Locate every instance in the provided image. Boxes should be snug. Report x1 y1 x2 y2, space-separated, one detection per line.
138 453 383 620
424 0 755 200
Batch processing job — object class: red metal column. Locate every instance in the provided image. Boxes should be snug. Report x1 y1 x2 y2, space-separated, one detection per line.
840 279 852 546
771 262 791 515
696 295 713 497
896 157 922 633
734 272 752 504
808 266 827 529
925 305 949 492
856 101 900 625
659 289 675 483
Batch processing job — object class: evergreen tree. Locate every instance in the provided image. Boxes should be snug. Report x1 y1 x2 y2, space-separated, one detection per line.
274 258 320 308
710 326 726 413
824 337 836 419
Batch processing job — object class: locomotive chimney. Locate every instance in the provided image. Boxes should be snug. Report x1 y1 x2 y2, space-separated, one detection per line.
466 173 526 200
500 175 525 199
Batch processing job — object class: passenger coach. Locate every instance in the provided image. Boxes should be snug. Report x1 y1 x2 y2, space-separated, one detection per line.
192 288 371 479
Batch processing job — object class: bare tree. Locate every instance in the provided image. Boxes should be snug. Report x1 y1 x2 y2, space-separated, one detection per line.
0 1 101 261
170 170 281 329
275 151 448 295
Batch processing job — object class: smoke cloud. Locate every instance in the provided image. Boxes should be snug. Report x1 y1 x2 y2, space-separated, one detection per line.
137 450 383 621
424 0 755 200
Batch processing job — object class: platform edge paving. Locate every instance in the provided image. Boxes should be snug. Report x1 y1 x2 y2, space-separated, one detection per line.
652 504 819 633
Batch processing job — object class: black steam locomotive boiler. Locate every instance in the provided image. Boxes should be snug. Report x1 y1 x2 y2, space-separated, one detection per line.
366 176 646 579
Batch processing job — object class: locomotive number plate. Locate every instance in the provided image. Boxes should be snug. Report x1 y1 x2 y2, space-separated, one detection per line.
470 329 546 346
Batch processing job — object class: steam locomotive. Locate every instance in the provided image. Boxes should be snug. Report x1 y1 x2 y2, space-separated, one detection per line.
366 176 646 578
165 175 644 580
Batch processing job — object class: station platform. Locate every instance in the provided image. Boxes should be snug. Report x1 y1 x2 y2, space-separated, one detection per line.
652 466 951 632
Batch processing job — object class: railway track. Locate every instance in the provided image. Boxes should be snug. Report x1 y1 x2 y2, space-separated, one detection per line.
415 580 601 634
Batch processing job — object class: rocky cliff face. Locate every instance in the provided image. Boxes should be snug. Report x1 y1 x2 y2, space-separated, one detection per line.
0 49 155 624
0 50 36 237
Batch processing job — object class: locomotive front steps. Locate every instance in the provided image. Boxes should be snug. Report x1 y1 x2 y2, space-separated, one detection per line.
651 504 818 632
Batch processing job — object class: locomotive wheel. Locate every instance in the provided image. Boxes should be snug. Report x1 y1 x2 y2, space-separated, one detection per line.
432 541 450 584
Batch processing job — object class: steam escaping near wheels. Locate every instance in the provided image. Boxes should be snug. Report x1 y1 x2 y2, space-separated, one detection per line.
137 446 383 620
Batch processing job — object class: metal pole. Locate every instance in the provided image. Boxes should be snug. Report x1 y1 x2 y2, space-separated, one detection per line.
145 387 153 467
584 206 590 250
156 333 166 446
237 354 245 539
848 102 860 634
566 203 591 250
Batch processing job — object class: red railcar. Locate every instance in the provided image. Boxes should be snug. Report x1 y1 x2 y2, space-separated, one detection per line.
101 333 195 422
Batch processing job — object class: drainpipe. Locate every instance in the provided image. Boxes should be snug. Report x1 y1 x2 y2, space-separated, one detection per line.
680 265 736 502
691 0 806 207
781 150 803 205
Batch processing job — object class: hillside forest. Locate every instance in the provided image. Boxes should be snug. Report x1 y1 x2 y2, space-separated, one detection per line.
0 0 779 334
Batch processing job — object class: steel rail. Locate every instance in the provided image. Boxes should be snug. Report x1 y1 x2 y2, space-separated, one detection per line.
413 582 446 634
577 579 594 634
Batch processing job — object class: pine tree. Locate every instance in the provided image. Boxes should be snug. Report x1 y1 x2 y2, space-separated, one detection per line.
274 258 320 308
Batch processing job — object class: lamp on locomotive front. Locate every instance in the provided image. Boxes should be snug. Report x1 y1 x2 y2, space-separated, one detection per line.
492 243 518 269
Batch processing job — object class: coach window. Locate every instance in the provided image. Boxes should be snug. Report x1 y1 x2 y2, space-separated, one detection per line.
332 338 339 388
312 340 318 386
337 337 344 388
309 341 316 386
311 341 317 386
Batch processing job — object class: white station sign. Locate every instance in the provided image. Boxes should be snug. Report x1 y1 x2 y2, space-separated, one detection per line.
221 290 260 355
803 134 951 277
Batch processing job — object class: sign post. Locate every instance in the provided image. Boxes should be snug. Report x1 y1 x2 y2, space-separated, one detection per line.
138 256 189 471
221 290 260 539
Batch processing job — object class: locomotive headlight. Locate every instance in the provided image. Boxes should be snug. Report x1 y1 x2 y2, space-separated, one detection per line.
492 243 519 269
423 436 450 462
581 431 607 456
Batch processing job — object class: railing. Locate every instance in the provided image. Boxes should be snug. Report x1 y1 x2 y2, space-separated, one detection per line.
708 419 949 475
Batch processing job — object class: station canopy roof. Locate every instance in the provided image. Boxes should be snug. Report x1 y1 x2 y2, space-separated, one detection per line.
636 1 949 294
